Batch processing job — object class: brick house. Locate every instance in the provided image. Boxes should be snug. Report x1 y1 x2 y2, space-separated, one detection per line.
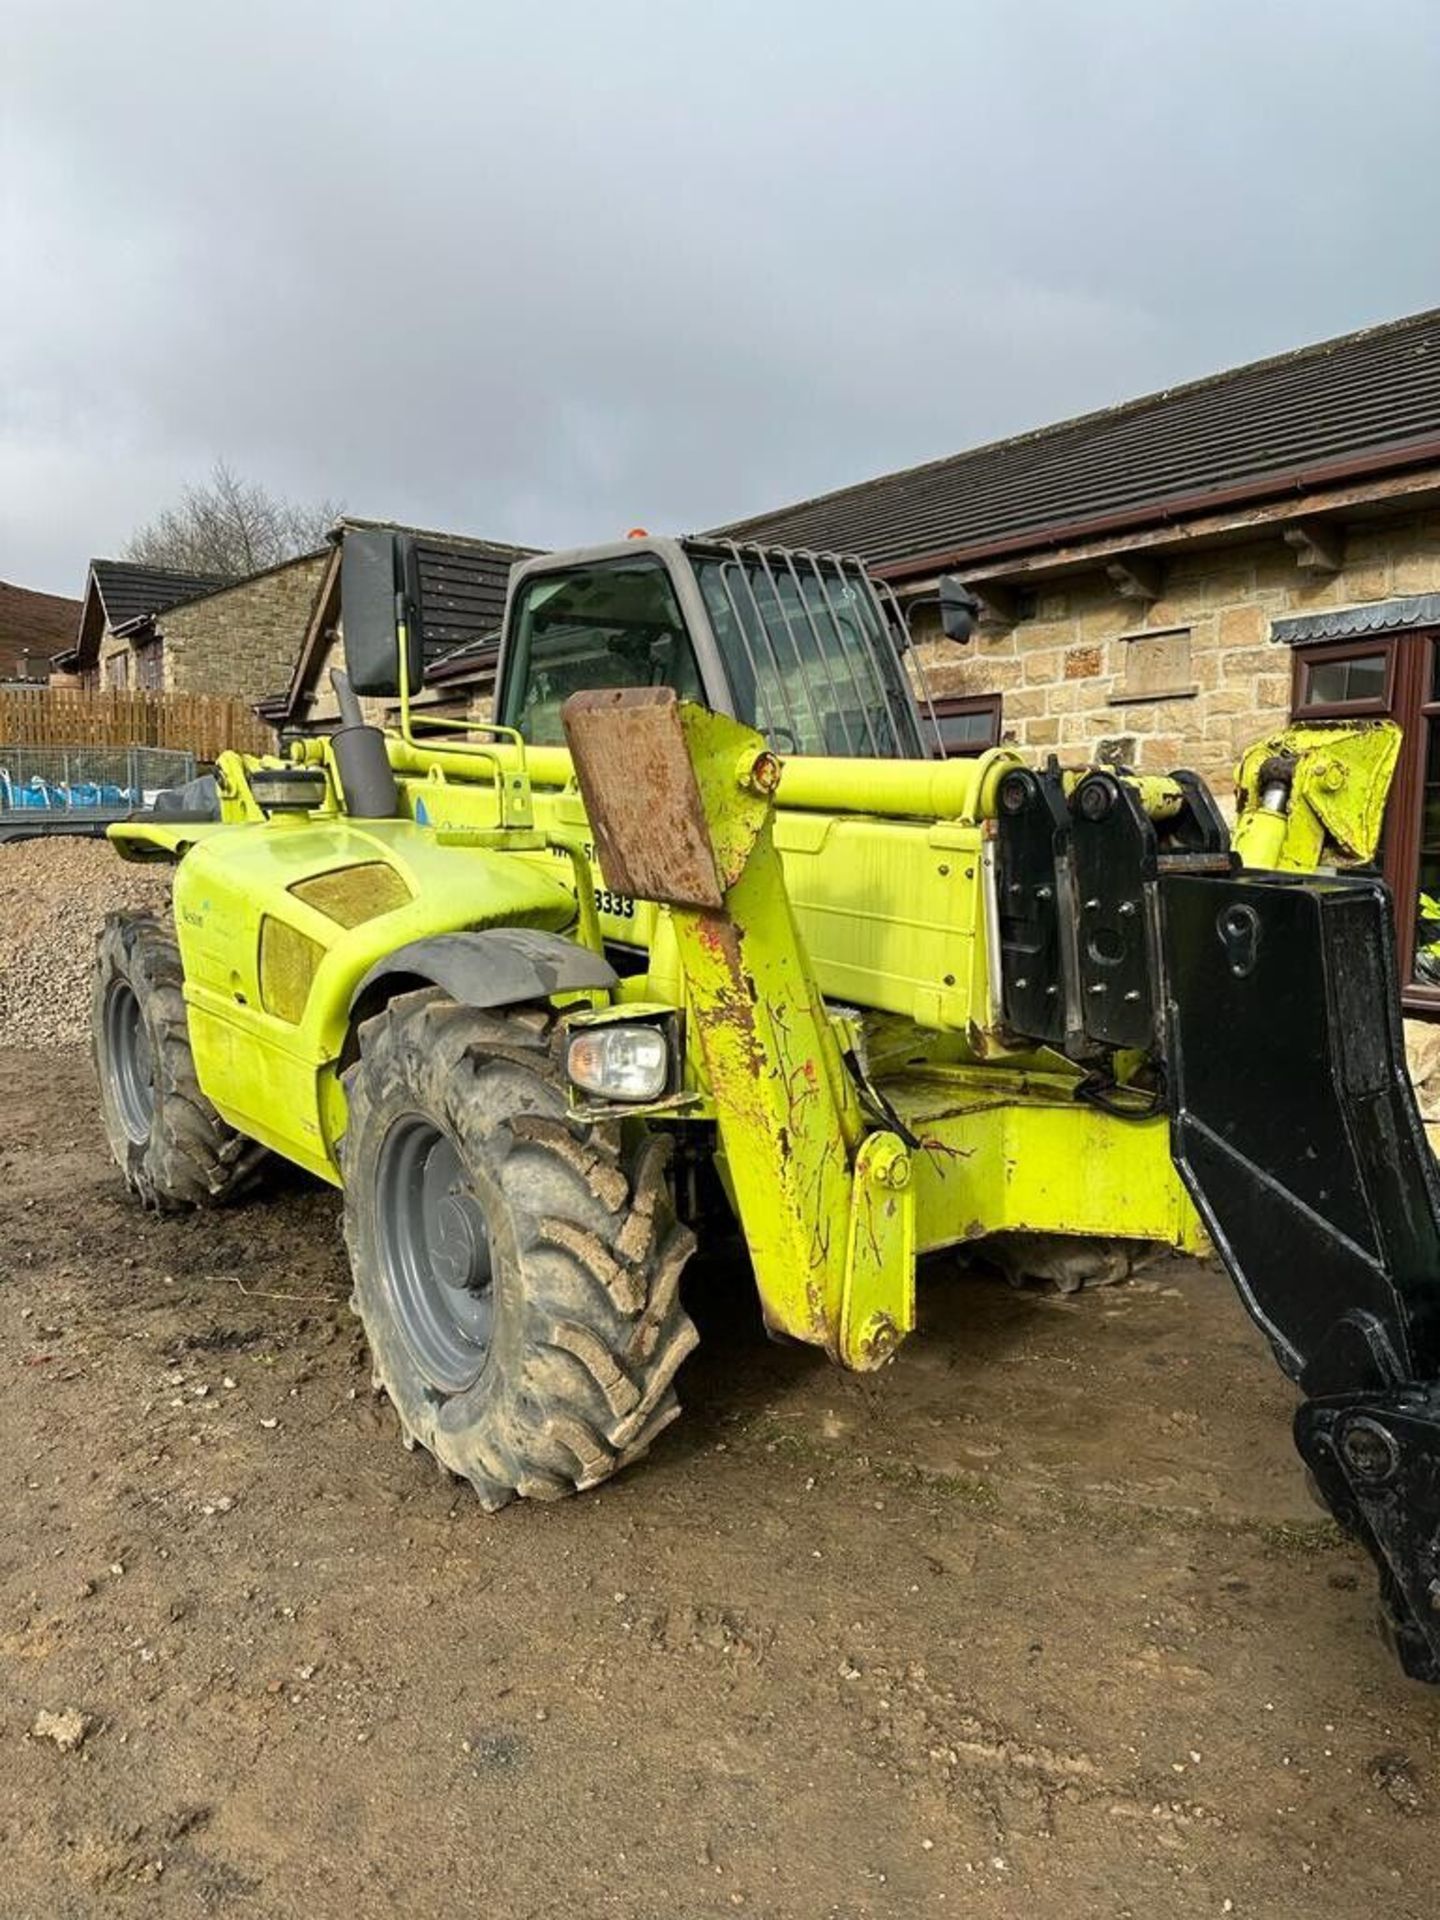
260 519 539 733
54 553 330 699
0 579 82 686
720 306 1440 1008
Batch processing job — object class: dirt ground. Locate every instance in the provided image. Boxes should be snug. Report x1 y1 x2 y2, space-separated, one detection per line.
2 1046 1438 1920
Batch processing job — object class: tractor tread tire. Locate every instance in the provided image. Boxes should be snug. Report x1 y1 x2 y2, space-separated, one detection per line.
342 990 698 1509
92 912 267 1210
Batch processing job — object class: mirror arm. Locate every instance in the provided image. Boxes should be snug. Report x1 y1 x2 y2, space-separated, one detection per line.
396 591 414 742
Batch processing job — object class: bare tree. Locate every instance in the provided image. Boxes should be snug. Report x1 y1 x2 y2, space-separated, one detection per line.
124 460 342 577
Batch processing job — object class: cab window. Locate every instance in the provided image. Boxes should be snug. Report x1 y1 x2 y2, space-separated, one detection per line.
499 559 705 744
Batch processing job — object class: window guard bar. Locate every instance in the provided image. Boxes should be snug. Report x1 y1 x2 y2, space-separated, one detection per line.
872 577 942 750
828 553 922 756
698 540 930 760
773 548 864 758
733 540 872 759
834 555 931 745
801 548 893 758
713 555 803 750
782 546 884 758
721 542 830 755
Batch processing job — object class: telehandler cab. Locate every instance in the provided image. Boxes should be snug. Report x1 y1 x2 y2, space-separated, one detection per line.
94 529 1440 1683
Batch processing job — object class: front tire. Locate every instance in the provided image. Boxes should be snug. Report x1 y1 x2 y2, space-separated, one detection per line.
343 991 698 1507
92 912 267 1209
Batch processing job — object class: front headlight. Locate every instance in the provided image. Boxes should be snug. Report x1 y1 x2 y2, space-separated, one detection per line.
566 1024 670 1102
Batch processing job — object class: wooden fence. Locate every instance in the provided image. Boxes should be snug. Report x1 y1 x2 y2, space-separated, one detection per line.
0 687 271 760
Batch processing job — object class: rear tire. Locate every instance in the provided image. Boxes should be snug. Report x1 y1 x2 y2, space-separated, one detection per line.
342 990 698 1507
92 912 268 1209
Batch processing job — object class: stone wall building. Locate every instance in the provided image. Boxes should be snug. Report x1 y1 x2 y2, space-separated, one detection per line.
52 523 534 729
146 552 331 698
900 516 1440 792
54 561 233 689
720 307 1440 1011
55 552 330 698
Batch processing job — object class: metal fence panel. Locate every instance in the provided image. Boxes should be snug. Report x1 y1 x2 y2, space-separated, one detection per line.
0 744 196 810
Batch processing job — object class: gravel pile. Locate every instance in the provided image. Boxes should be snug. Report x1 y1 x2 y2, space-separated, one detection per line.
0 838 172 1050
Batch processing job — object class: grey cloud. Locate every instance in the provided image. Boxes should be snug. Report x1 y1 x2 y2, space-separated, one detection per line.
4 0 1439 593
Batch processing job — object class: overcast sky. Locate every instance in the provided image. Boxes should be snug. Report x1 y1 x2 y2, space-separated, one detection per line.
4 0 1439 595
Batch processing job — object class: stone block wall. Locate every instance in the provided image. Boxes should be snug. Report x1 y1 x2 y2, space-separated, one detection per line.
914 506 1440 795
160 552 330 698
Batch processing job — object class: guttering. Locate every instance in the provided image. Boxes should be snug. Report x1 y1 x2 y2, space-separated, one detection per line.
870 431 1440 583
111 613 159 641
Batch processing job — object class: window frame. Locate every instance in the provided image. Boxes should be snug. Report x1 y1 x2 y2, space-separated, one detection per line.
1288 627 1439 1010
689 550 926 759
928 692 1003 759
496 554 708 745
1291 637 1396 718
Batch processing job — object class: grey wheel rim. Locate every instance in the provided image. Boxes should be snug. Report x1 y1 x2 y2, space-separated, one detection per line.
106 980 154 1143
376 1116 494 1393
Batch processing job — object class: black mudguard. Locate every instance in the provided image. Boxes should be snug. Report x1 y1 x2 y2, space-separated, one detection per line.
350 929 617 1028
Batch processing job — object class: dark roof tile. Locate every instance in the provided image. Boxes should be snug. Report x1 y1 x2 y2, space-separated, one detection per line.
1274 594 1440 646
91 560 235 629
712 308 1440 573
413 536 531 665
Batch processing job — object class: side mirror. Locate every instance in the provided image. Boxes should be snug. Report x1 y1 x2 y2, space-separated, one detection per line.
341 529 425 697
938 575 981 644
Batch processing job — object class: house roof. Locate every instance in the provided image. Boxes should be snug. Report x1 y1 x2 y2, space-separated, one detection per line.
109 548 328 636
90 560 234 629
269 520 541 722
401 526 539 668
712 306 1440 578
0 580 84 675
55 560 236 669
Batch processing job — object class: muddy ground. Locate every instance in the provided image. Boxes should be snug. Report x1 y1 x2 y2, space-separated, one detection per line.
1 1046 1437 1919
